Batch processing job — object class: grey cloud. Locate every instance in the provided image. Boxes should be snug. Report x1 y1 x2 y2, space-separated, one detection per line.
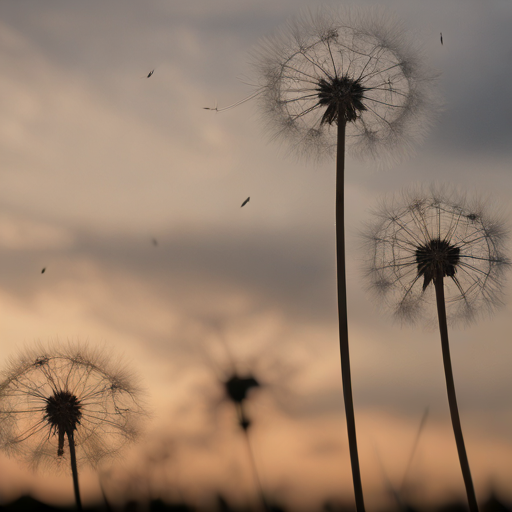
431 9 512 155
0 222 337 324
1 216 509 421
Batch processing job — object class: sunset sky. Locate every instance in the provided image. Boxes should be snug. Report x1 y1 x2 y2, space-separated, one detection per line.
1 0 512 510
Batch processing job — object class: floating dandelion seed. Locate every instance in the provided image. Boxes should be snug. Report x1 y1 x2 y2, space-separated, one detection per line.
362 187 510 512
204 99 219 111
0 344 146 510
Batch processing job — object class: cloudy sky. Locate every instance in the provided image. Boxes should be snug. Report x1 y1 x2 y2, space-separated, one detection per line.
0 0 511 510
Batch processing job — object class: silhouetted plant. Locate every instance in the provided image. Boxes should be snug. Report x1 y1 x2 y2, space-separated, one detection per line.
363 187 509 324
220 369 270 511
198 322 286 512
223 373 260 431
0 343 146 510
252 8 436 162
211 339 267 511
362 187 510 512
244 9 437 511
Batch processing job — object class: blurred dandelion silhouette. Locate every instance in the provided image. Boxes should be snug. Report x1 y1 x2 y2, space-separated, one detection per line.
198 318 300 426
0 343 145 510
223 372 261 432
221 369 269 511
200 324 269 511
196 319 301 511
238 9 437 511
362 187 510 512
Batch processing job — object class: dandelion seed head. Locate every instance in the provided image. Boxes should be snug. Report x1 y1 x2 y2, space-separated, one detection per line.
362 186 510 326
224 374 260 405
0 343 146 472
251 6 439 164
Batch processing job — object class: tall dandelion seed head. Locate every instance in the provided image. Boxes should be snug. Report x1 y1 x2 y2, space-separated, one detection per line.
0 343 146 472
362 186 510 325
251 7 438 163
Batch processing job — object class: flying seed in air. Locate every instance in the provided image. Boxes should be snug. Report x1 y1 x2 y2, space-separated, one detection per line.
203 100 218 111
241 197 250 208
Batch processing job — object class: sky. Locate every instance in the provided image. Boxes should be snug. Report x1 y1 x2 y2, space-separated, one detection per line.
0 0 512 510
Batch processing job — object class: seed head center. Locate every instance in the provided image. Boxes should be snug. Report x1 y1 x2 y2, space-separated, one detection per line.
316 76 367 125
45 391 82 455
415 239 460 291
224 375 260 404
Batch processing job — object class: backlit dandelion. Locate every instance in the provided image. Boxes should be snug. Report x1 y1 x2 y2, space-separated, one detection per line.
0 343 146 510
241 10 437 511
253 8 436 161
363 187 509 324
362 187 510 512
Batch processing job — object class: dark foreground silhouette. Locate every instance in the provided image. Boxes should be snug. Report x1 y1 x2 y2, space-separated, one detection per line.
1 492 510 512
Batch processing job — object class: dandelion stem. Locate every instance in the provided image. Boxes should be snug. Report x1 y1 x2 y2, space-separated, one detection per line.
67 430 83 511
336 105 365 512
238 404 269 512
434 274 479 512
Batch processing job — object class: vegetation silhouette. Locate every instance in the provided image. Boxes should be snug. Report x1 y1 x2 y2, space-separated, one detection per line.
1 491 511 511
202 323 270 512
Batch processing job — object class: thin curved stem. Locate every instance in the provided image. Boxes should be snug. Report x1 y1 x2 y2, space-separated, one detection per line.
99 479 114 512
67 430 83 511
433 274 479 512
399 407 429 496
336 107 365 512
237 403 269 512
